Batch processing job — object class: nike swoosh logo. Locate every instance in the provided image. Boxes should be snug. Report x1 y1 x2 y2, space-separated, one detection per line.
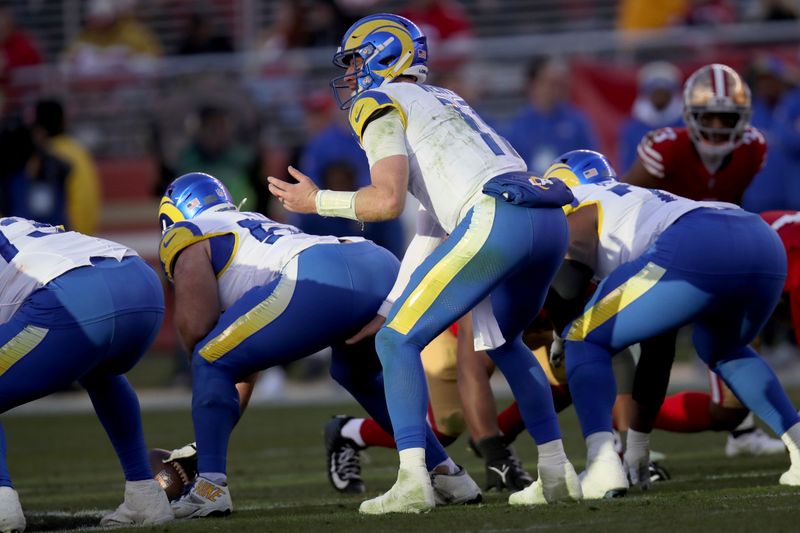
354 106 364 122
162 233 177 248
330 461 349 490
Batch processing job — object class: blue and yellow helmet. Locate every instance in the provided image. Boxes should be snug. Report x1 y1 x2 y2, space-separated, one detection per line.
543 150 617 188
330 13 428 109
158 172 236 232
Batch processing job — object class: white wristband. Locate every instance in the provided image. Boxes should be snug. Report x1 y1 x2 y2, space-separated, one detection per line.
315 189 359 220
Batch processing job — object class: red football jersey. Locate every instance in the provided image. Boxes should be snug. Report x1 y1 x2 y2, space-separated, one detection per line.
636 126 766 203
761 210 800 345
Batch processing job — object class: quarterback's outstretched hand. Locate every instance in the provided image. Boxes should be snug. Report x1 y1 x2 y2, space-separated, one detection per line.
346 314 386 345
267 166 319 214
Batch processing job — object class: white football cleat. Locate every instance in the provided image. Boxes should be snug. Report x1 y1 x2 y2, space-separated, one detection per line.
0 487 25 533
359 466 434 515
508 462 582 506
171 477 232 519
430 467 482 505
100 479 173 526
725 429 786 457
580 455 628 500
779 464 800 486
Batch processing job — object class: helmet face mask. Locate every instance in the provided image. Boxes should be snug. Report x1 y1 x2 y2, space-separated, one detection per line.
330 14 428 110
159 172 236 233
683 63 752 159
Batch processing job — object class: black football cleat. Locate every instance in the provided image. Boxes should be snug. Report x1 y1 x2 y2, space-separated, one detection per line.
324 415 365 494
648 461 671 483
476 435 534 492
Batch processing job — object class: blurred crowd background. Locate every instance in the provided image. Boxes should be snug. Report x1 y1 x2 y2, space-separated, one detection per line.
1 0 800 392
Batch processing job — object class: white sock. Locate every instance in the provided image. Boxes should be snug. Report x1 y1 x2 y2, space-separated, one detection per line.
781 420 800 465
433 457 459 474
586 432 616 462
399 448 426 470
537 439 568 466
733 412 756 433
200 472 227 485
341 418 366 447
626 429 650 458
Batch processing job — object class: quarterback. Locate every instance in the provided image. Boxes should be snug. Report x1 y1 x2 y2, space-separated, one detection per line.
0 217 171 530
269 14 581 513
546 150 800 498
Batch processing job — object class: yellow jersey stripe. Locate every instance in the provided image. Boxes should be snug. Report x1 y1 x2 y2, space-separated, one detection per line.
388 196 496 335
199 261 298 363
566 261 666 342
0 325 48 377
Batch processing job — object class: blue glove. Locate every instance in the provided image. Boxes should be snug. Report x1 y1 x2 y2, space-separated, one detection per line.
483 172 574 208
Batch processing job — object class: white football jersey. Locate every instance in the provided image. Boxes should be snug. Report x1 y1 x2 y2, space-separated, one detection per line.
159 210 353 311
0 217 135 324
567 182 738 278
349 83 527 233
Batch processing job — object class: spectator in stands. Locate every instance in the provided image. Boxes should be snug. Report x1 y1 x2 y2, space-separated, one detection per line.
680 0 737 25
288 92 405 257
176 12 234 55
64 0 162 75
175 104 264 213
745 56 800 211
618 61 683 173
0 116 70 226
744 0 798 21
0 5 42 91
504 57 598 173
31 99 101 235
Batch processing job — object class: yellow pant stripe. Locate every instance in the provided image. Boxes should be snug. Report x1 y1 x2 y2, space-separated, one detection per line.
0 325 48 377
199 266 297 363
388 196 496 336
566 262 666 342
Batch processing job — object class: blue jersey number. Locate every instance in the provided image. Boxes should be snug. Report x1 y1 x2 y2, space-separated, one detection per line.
0 220 64 262
422 86 517 158
609 183 676 203
237 219 293 245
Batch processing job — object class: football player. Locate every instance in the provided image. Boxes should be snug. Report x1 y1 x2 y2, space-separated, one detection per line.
268 13 581 513
546 150 800 498
159 172 481 518
0 217 172 530
622 63 784 457
761 210 800 347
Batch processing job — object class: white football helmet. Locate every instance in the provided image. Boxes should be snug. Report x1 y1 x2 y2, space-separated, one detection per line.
683 63 752 158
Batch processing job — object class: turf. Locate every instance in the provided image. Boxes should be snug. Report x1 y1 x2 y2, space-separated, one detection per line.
4 397 800 533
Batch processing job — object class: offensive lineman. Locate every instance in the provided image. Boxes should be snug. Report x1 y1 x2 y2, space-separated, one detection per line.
0 217 172 530
545 150 800 498
623 63 784 456
159 172 481 518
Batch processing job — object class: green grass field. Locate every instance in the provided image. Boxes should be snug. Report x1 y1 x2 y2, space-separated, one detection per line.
4 395 800 533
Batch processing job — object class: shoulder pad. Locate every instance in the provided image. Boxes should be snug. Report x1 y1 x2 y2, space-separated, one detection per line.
348 89 406 141
159 221 239 281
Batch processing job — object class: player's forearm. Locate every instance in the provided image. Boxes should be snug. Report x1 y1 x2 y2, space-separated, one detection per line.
353 183 406 221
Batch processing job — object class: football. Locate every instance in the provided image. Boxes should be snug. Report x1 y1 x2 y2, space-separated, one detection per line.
149 448 196 501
